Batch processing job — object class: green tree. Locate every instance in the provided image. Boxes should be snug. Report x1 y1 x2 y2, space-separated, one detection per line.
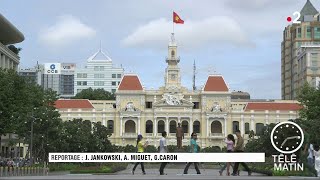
296 83 320 145
245 123 279 157
92 121 112 152
58 118 112 153
0 68 62 161
73 88 115 100
0 69 31 151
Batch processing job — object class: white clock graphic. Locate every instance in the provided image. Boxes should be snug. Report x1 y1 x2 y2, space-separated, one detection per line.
270 121 304 154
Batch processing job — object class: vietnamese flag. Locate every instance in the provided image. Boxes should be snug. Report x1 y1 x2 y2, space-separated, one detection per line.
173 11 184 24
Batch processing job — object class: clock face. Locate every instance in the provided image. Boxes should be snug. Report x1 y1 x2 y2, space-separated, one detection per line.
270 121 304 154
171 74 176 80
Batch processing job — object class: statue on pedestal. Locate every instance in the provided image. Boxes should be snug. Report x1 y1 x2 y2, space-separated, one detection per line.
176 123 184 149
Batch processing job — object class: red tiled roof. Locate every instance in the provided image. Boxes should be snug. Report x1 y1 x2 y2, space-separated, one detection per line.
118 75 143 91
245 102 302 111
55 99 94 109
204 75 228 92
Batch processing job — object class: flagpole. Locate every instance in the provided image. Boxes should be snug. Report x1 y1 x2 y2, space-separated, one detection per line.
172 11 175 34
173 21 175 34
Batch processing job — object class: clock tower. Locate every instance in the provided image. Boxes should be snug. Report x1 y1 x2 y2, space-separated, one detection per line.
165 33 181 89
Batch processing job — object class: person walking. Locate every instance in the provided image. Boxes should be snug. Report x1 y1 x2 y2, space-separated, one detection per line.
307 143 315 167
159 131 168 175
231 130 252 176
183 132 201 175
132 134 148 175
314 144 320 177
219 134 235 176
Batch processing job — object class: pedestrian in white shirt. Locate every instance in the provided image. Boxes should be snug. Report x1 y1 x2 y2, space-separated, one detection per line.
314 144 320 177
159 131 168 175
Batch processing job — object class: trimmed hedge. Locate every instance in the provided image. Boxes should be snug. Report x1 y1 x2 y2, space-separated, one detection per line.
70 163 128 174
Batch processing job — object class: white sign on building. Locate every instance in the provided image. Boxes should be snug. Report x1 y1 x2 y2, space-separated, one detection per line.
44 63 61 74
61 63 76 71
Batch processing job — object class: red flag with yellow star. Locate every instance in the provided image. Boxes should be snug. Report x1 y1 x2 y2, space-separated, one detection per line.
173 12 184 24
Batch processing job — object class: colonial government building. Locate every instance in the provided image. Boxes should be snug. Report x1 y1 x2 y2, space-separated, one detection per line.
56 34 301 148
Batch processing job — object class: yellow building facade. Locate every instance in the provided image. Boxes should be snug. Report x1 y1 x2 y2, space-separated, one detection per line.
56 34 301 148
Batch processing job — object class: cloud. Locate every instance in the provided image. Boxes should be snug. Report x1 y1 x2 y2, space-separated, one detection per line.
224 0 296 11
39 15 96 47
122 16 255 50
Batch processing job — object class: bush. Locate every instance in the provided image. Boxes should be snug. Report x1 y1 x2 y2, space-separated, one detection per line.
145 145 157 152
201 146 221 152
123 145 136 152
182 145 190 152
69 163 128 174
167 145 177 152
272 169 314 176
49 163 81 171
70 166 112 174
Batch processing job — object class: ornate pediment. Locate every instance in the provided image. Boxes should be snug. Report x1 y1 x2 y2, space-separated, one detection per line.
153 93 193 107
120 102 141 113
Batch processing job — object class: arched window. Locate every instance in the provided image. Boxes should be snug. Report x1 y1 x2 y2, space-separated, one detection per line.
158 120 165 133
125 120 136 133
107 120 114 133
193 121 200 133
169 121 176 133
256 123 264 136
211 121 222 133
245 123 250 134
146 120 153 133
232 121 239 134
171 50 175 58
182 121 189 133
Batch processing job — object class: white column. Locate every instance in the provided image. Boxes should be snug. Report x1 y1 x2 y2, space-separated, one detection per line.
102 119 106 126
250 115 254 131
138 117 140 134
166 117 169 133
240 115 244 135
189 118 192 134
0 53 3 68
265 110 269 124
154 119 157 136
207 117 209 136
289 111 293 120
120 117 123 137
224 118 227 136
6 57 9 69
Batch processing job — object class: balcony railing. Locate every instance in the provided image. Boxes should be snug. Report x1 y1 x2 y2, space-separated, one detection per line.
145 133 153 137
169 133 176 137
210 133 224 137
122 133 137 138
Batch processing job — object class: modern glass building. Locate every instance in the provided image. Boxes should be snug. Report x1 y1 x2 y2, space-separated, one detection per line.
281 0 320 99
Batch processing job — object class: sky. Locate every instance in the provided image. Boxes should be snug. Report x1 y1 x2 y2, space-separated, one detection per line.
1 0 319 99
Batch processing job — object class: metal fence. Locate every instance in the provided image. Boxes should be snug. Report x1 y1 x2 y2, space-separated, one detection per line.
0 167 49 177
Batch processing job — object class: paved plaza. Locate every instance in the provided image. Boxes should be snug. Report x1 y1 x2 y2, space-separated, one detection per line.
1 164 319 179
